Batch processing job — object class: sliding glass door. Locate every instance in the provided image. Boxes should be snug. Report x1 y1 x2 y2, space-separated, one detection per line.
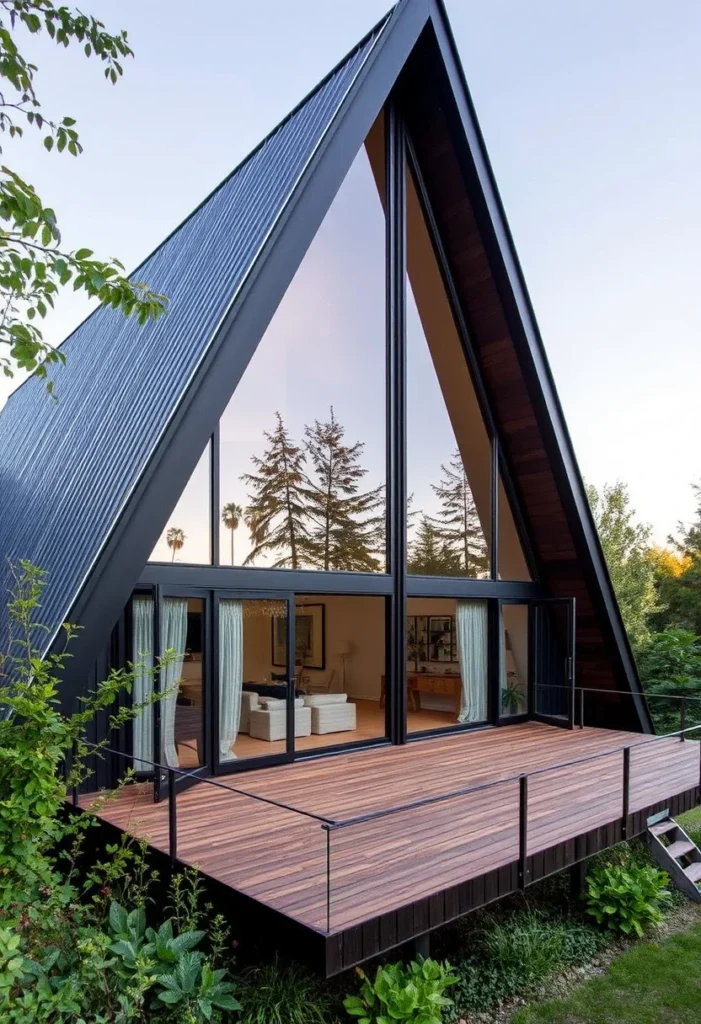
531 598 576 727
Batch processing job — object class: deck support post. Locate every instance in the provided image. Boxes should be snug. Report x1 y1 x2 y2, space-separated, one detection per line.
518 774 528 888
410 933 431 961
570 859 588 899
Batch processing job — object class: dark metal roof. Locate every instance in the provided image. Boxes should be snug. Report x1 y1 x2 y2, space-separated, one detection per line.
0 14 389 650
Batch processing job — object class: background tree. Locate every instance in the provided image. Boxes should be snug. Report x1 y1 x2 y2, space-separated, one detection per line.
0 0 165 389
408 515 462 576
303 407 384 571
242 412 309 568
221 501 243 566
586 481 657 649
429 448 489 577
655 482 701 636
166 526 185 562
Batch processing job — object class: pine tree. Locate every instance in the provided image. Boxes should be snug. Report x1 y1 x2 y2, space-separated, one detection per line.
430 447 489 577
241 412 309 568
303 408 385 571
408 516 462 576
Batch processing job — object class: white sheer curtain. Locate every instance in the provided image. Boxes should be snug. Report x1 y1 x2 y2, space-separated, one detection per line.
132 597 154 772
456 600 488 723
219 599 243 761
160 598 188 767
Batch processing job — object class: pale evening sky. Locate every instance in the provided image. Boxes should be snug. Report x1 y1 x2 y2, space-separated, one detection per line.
2 0 700 548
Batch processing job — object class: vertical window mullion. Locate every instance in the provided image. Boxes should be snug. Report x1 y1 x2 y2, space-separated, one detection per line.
211 429 220 566
286 595 296 757
491 435 499 580
387 102 407 745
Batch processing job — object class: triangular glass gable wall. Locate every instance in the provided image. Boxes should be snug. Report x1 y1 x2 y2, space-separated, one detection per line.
218 115 387 573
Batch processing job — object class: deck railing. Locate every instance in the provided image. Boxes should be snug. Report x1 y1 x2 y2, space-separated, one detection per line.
72 686 701 935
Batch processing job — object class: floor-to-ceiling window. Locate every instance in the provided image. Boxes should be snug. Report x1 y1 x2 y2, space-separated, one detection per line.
128 106 547 779
406 597 489 734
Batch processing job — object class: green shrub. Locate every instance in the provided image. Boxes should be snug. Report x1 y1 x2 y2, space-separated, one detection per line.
236 957 337 1024
452 912 608 1013
584 861 671 937
0 565 239 1022
344 957 456 1024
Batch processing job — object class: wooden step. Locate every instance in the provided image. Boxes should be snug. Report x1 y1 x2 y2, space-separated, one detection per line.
684 862 701 884
667 840 696 860
650 819 677 837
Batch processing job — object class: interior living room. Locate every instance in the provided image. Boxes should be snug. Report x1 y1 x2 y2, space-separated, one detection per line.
131 590 530 770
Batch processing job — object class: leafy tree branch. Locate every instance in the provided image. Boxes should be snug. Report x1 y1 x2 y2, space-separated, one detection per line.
0 0 166 389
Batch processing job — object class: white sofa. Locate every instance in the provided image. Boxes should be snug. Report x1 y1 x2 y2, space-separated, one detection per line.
303 693 357 735
248 697 312 741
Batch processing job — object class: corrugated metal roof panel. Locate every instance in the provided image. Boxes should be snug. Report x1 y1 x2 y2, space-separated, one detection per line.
0 16 389 649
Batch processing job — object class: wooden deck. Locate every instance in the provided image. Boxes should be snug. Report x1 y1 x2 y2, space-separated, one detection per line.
86 723 700 971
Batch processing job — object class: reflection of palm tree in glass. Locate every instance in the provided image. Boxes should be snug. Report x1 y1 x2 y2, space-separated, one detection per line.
166 526 186 562
221 502 244 565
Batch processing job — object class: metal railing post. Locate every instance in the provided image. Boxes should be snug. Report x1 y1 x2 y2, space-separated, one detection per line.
324 825 332 934
622 747 630 839
579 687 585 730
71 741 79 808
168 769 177 863
519 775 528 889
681 698 687 742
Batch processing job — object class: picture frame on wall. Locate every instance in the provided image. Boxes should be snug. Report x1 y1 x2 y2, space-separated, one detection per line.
272 603 326 670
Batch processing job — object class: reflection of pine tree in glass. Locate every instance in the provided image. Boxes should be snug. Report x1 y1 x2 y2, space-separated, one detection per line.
241 412 309 568
408 516 462 576
304 407 385 571
430 448 489 577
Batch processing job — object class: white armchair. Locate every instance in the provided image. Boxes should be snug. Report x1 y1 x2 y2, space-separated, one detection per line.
238 691 260 735
303 693 357 735
248 697 312 742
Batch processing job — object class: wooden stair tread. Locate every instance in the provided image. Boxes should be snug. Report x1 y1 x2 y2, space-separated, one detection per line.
666 840 696 859
684 861 701 884
650 819 677 837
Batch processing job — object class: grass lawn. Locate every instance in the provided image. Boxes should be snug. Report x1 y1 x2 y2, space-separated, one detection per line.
512 922 701 1023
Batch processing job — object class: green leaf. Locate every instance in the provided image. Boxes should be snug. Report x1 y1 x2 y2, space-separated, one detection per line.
43 136 54 152
74 248 93 260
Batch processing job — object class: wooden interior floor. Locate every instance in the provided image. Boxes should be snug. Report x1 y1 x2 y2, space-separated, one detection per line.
177 699 456 765
86 723 700 935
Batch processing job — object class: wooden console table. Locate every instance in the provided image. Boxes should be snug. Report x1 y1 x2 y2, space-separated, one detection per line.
380 674 462 714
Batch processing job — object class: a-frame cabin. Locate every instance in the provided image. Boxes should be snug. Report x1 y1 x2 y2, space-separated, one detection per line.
1 0 698 976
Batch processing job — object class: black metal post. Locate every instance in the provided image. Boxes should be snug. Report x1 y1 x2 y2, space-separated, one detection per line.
71 741 79 807
325 825 331 934
386 101 407 745
681 698 686 742
168 768 177 863
519 774 528 888
622 747 630 839
211 428 220 565
579 687 585 730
